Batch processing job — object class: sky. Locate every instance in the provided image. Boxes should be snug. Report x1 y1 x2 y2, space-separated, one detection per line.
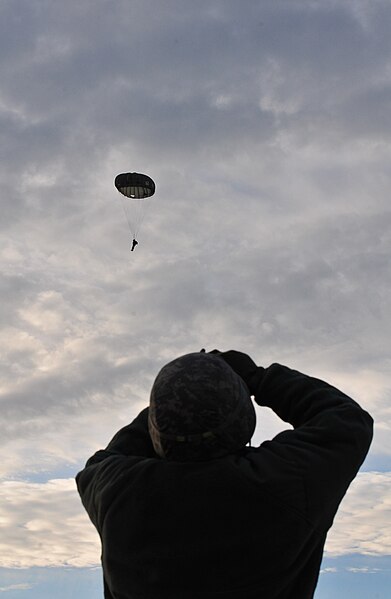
1 0 390 597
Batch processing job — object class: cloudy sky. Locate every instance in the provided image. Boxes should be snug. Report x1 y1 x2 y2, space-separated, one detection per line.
1 0 390 597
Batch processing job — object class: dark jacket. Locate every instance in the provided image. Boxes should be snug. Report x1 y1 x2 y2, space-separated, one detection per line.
76 364 373 599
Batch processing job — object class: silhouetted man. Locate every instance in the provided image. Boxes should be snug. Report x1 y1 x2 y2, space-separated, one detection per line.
131 238 138 251
76 349 373 599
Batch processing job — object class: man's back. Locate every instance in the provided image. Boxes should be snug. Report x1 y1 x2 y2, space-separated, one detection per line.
77 361 373 598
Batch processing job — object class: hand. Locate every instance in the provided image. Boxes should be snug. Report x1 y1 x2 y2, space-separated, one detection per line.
204 349 264 395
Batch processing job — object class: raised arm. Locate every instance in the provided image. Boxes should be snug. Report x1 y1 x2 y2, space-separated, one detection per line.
213 351 373 529
76 407 156 528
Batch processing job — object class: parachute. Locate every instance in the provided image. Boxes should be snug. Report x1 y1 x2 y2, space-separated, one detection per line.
114 172 156 241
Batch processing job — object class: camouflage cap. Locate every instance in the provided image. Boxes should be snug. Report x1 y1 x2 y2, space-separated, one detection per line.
148 352 256 461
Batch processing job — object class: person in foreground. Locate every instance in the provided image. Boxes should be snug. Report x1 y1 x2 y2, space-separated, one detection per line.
76 350 373 599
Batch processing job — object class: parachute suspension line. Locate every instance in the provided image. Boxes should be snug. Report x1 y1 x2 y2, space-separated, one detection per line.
133 199 150 239
119 194 134 236
119 194 149 240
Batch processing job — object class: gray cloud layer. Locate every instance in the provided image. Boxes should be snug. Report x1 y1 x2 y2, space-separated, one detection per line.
0 0 390 569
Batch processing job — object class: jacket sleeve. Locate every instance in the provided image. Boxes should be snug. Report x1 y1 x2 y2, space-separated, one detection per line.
75 407 157 528
253 363 373 530
82 406 156 465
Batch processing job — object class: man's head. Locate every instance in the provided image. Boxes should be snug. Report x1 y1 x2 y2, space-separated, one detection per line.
148 352 256 461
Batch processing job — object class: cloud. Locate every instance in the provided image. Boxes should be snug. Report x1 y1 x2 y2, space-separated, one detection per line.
0 479 99 568
1 162 389 478
0 583 33 593
320 567 338 574
346 566 383 573
0 0 390 578
2 0 391 186
0 0 391 592
325 472 391 557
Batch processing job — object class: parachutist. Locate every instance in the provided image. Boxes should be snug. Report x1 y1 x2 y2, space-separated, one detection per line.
115 172 155 252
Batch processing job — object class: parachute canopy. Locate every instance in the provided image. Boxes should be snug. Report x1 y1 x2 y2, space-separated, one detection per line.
114 172 155 200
